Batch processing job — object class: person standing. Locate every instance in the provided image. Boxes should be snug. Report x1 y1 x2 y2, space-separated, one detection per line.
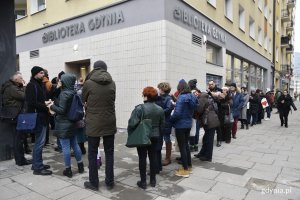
277 90 297 128
49 74 84 178
229 83 244 139
219 87 233 143
82 60 116 191
239 86 249 130
26 66 52 175
171 79 198 177
156 82 174 167
1 72 31 166
265 88 274 120
128 87 165 189
248 89 260 126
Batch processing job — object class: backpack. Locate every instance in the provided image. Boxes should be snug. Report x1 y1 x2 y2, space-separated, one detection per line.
67 93 84 122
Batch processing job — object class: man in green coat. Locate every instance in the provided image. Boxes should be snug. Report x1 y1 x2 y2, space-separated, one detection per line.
82 60 116 191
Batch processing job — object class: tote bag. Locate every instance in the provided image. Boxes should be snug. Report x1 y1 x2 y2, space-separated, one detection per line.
126 105 152 148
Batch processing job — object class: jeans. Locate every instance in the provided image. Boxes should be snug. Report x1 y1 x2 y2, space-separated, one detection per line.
60 136 82 168
32 125 47 170
189 120 200 145
251 113 258 125
157 135 163 172
88 135 114 187
162 127 172 143
137 137 158 183
279 110 289 125
266 106 271 118
199 128 216 159
175 128 192 170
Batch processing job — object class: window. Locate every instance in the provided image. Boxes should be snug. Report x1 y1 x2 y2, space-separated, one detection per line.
15 10 26 19
239 5 245 31
269 10 272 25
234 57 242 87
258 0 263 11
225 0 233 20
206 43 221 65
264 1 268 18
269 39 272 53
206 74 222 88
276 17 279 32
31 0 46 14
258 27 262 45
242 61 249 89
207 0 216 8
264 34 268 50
250 64 256 89
226 54 232 83
276 47 279 62
249 17 255 39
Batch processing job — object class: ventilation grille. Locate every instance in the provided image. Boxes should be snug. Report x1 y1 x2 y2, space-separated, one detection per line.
192 34 202 47
30 50 39 58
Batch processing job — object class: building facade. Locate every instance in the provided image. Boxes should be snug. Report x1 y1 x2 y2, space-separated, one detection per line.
16 0 280 127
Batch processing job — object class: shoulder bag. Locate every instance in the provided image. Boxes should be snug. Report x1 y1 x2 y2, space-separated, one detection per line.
126 105 152 148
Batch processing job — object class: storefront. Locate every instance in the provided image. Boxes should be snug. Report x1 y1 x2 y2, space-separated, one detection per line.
16 0 272 127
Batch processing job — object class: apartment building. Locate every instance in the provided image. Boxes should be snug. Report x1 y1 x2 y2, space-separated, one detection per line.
15 0 284 127
279 0 296 93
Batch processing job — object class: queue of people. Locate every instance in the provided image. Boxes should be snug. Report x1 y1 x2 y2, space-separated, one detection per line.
0 60 297 191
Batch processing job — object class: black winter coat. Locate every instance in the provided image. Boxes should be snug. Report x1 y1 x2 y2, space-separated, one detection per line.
25 78 49 125
277 94 297 112
50 74 77 139
249 93 260 114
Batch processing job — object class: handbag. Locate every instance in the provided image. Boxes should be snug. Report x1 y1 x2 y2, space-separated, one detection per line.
126 105 152 148
16 113 38 133
224 104 234 124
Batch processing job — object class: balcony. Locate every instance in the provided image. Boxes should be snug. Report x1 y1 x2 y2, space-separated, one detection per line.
280 64 290 77
286 21 294 32
281 35 290 48
287 0 296 9
286 44 294 54
281 9 290 23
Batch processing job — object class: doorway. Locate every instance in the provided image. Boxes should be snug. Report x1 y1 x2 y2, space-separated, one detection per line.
65 59 90 81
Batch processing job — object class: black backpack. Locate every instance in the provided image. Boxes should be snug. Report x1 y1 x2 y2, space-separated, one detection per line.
67 93 84 122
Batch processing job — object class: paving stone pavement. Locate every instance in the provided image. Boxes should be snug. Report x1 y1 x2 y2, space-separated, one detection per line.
1 102 300 200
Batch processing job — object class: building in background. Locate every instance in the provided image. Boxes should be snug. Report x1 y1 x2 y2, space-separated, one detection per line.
278 0 296 94
15 0 288 127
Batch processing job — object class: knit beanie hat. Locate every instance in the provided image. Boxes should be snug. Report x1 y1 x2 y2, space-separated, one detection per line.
31 66 44 77
93 60 107 71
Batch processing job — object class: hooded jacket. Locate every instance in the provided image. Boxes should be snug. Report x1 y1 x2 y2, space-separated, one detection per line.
50 74 76 138
170 92 198 129
82 69 116 137
1 80 25 109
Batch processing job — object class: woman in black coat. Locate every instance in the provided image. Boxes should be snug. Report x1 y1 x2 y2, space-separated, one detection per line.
277 90 297 127
249 90 260 126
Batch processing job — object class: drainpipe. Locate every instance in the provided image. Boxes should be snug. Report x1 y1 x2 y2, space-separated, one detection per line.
272 0 276 90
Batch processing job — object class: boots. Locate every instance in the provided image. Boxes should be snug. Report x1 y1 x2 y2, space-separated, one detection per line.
79 143 86 155
78 162 84 173
63 167 73 178
246 122 249 130
241 123 244 129
162 142 172 166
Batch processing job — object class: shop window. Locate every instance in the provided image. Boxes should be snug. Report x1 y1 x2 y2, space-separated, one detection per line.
207 0 216 8
206 43 221 65
226 54 232 84
258 27 262 45
250 64 256 89
233 57 242 87
206 74 222 88
224 0 233 21
239 5 245 31
31 0 46 14
249 17 255 39
242 61 249 89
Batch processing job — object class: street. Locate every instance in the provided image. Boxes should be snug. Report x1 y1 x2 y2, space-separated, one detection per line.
0 102 300 200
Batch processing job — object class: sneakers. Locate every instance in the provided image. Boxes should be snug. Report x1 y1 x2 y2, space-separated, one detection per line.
188 167 193 174
264 118 270 121
175 168 190 178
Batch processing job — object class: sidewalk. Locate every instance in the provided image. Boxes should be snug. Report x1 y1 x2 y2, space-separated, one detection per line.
0 102 300 200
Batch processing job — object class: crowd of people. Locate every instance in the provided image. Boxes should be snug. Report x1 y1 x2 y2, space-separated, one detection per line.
0 60 297 191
